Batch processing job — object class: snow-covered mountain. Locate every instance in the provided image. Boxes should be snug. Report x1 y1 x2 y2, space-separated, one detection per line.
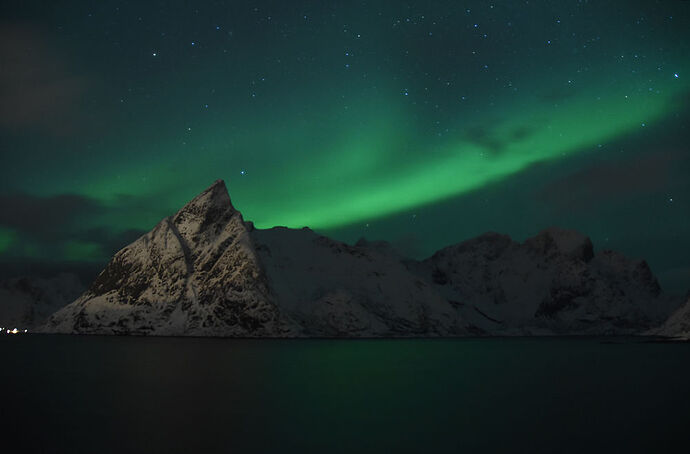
45 180 463 337
650 294 690 339
251 227 461 336
412 228 680 335
0 273 84 330
42 180 683 337
45 180 296 336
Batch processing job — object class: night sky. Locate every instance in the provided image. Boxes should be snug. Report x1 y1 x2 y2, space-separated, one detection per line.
1 1 688 292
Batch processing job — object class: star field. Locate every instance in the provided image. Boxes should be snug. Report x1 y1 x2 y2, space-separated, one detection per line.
0 1 688 291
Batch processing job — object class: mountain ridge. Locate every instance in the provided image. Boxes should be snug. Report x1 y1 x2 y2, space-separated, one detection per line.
42 180 686 337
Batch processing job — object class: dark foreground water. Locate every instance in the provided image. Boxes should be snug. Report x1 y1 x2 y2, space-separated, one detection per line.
1 335 688 454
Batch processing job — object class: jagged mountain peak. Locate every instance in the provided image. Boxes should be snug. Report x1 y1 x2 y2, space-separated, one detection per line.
42 181 683 338
525 226 594 262
171 179 242 248
173 180 235 225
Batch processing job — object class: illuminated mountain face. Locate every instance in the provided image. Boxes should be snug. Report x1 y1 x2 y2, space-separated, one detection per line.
0 2 688 291
44 181 680 337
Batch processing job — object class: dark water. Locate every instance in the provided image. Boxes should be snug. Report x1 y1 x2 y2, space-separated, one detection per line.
1 335 688 454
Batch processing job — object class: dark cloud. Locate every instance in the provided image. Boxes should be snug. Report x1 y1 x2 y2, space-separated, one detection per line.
463 125 505 153
537 150 683 212
510 125 534 141
0 23 92 136
0 259 101 286
0 191 147 265
78 227 147 256
0 192 103 238
461 124 536 154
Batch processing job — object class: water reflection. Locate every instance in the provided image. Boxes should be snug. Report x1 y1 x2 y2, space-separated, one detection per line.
1 336 688 454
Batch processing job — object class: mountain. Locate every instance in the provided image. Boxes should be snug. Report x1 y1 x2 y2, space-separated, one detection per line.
45 180 296 336
42 180 682 337
0 273 84 330
44 180 462 337
650 294 690 340
412 229 679 335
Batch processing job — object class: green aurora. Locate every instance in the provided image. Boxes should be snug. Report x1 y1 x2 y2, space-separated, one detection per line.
1 1 688 291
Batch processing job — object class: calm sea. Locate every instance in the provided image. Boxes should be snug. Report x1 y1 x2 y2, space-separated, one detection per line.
1 335 687 453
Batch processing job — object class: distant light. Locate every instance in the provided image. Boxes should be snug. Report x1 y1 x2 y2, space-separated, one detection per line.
216 26 220 30
152 52 157 56
24 329 28 333
191 42 196 46
10 328 18 334
674 73 679 78
240 170 246 176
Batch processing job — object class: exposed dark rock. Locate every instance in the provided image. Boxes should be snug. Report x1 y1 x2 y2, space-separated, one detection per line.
40 180 683 337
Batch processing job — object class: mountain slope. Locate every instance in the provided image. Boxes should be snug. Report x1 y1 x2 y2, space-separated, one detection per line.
251 227 462 336
651 294 690 339
46 181 296 336
0 273 84 330
43 180 681 337
413 228 679 335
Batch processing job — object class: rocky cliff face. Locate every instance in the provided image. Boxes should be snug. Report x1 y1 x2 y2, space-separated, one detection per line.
46 181 296 336
0 273 84 330
413 228 678 335
651 294 690 339
42 180 682 337
251 227 462 336
45 180 465 337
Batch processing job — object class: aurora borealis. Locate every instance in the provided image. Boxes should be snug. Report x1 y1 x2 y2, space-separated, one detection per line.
1 1 689 291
